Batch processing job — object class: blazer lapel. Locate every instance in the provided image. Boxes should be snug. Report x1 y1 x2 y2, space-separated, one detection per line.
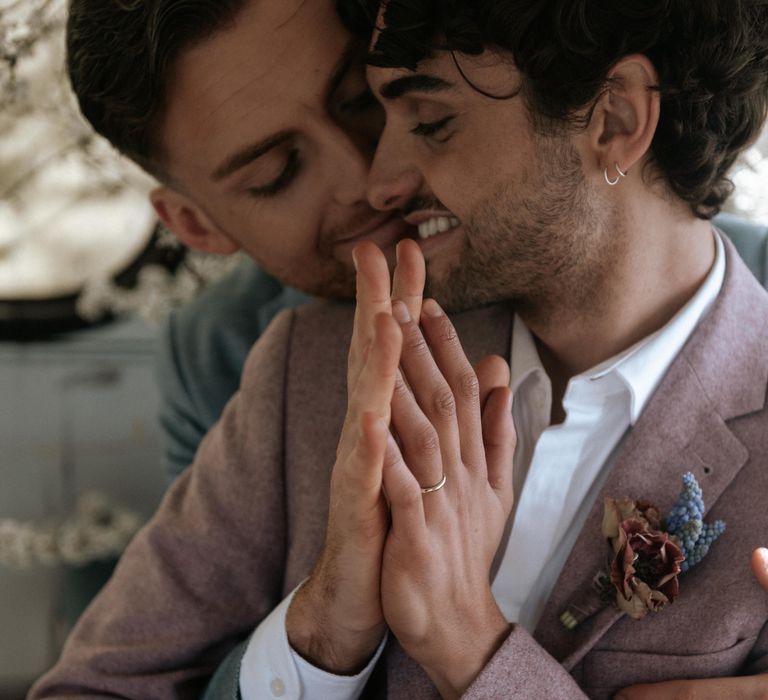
534 235 768 670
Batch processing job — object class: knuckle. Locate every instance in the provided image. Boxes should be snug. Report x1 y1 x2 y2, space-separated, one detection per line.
393 375 411 400
458 369 480 400
413 424 440 456
435 315 459 344
401 486 424 510
383 440 402 470
403 328 431 358
432 386 456 419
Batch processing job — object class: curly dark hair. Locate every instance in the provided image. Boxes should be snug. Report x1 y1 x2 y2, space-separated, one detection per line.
66 0 248 178
337 0 768 218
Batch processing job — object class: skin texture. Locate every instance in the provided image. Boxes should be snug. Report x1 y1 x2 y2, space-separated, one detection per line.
364 47 716 392
284 239 420 672
382 293 516 697
149 0 412 298
286 238 516 679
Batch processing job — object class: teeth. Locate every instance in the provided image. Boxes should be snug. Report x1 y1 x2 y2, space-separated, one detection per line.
417 216 461 240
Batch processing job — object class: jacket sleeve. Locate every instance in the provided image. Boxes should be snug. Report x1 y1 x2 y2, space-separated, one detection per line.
463 626 589 699
156 312 218 483
29 308 297 700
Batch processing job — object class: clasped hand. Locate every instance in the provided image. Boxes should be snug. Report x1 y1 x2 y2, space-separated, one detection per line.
288 240 768 700
286 239 515 695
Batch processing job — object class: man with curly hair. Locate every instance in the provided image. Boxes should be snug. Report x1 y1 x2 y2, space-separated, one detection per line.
31 0 768 698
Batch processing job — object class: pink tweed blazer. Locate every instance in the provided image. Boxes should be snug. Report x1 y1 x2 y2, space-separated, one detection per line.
31 236 768 699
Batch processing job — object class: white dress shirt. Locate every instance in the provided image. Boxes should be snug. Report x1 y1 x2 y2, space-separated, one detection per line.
241 229 725 698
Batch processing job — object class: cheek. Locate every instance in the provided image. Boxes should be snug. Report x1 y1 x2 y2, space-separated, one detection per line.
235 175 328 246
424 156 485 215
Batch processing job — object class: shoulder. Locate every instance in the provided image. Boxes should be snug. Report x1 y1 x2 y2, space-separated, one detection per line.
166 257 311 374
239 299 355 397
157 259 311 422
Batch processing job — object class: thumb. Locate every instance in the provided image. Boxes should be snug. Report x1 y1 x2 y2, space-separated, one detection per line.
482 386 516 513
475 354 511 410
752 548 768 592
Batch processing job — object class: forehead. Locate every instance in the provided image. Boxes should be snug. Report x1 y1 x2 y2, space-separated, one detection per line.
160 0 350 172
366 49 517 104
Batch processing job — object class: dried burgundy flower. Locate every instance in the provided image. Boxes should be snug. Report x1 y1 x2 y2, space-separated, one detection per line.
607 514 684 619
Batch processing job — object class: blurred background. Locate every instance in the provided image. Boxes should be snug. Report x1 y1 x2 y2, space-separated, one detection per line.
0 0 766 697
0 1 241 696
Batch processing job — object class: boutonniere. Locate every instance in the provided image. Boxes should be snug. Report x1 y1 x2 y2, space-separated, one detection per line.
560 472 726 630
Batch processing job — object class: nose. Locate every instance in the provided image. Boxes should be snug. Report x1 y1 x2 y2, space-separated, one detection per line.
366 125 423 211
327 123 375 207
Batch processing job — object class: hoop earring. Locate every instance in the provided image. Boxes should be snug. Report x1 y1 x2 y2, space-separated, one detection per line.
604 163 627 186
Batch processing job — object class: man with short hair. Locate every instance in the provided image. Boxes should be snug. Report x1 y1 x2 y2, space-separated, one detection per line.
31 0 768 698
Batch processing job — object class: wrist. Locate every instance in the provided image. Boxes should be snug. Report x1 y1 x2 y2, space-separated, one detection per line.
424 606 511 698
286 579 386 674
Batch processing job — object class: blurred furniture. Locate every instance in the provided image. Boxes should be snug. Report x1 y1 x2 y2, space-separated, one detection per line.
0 317 165 694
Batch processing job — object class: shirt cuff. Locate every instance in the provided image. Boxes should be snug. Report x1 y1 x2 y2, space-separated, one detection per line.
239 584 387 700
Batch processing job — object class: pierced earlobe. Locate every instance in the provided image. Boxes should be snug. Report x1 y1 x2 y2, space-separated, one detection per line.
604 163 628 186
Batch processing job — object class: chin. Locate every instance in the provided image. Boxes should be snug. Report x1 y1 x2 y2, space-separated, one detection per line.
303 272 357 301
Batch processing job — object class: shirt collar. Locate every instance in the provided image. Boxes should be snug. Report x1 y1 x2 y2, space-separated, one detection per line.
510 227 726 423
510 313 544 395
608 227 725 423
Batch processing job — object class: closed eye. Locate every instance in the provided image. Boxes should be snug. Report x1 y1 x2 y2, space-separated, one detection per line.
247 149 300 198
410 115 456 141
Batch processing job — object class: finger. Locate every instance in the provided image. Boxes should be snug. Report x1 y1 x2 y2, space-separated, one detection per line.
349 243 392 389
475 355 511 411
419 299 485 470
391 370 444 495
391 301 462 479
752 548 768 592
348 411 390 496
382 432 426 533
392 239 426 322
482 387 516 513
349 312 403 423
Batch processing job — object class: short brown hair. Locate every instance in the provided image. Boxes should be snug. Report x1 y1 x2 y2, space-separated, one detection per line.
66 0 248 177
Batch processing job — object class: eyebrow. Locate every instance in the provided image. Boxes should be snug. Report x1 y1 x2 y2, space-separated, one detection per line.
210 40 360 183
378 74 454 101
211 132 293 182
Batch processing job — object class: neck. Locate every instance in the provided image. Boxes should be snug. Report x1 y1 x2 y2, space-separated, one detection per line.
521 201 716 399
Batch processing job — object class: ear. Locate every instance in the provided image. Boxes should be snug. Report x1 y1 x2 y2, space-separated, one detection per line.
587 54 660 181
150 186 240 255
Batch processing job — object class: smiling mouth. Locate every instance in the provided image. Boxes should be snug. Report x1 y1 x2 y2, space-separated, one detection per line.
417 215 461 240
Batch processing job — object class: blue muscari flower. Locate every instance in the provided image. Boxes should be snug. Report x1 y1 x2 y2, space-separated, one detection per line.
666 472 725 573
665 472 704 533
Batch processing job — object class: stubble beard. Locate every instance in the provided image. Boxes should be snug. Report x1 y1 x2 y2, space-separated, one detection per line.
424 135 622 323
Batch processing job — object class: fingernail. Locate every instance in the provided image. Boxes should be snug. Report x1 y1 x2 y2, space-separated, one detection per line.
759 548 768 567
422 299 443 317
392 300 410 324
352 248 359 271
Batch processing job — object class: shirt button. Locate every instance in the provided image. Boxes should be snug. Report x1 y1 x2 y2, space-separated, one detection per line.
270 678 286 697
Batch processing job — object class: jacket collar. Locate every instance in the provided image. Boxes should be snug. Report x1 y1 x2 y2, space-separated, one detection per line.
533 234 768 668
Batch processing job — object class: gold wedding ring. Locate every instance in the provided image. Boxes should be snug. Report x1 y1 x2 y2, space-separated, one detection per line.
420 473 447 494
